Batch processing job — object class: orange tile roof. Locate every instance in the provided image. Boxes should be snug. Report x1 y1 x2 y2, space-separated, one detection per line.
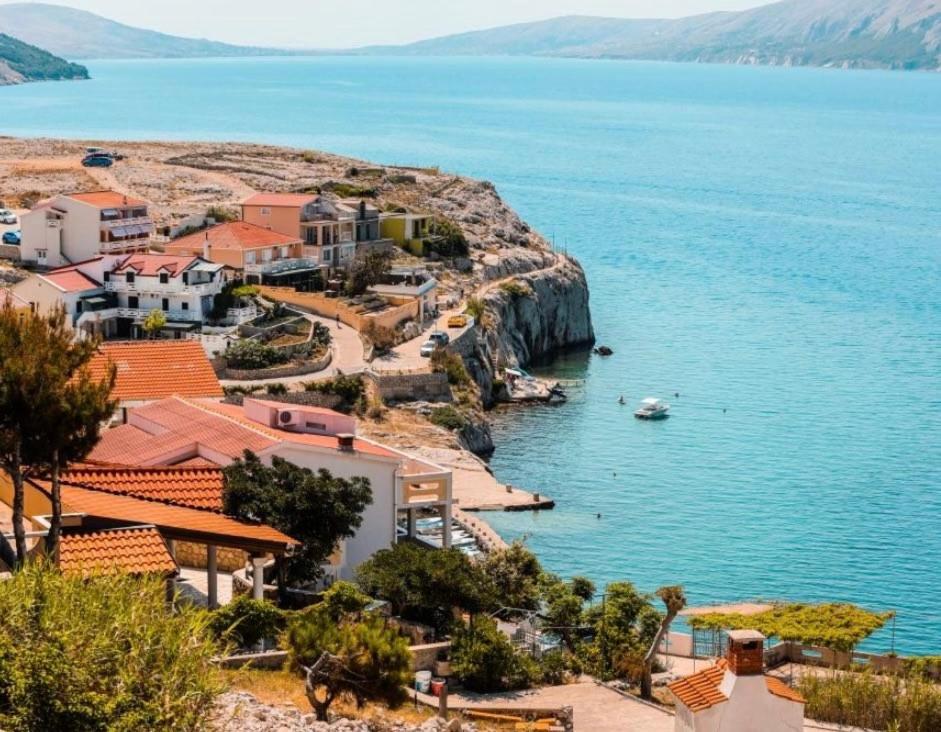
68 191 146 209
669 659 729 712
41 266 101 293
61 466 225 511
58 484 298 554
112 254 198 277
766 676 805 704
168 222 301 253
87 341 222 402
242 193 318 208
89 397 399 466
58 526 177 577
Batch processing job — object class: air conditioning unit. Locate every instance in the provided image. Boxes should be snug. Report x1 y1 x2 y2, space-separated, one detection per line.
277 409 302 427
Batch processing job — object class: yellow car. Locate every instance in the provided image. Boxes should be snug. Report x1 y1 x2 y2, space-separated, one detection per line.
447 314 469 328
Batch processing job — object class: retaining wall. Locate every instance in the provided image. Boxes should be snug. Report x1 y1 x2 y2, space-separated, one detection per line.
260 286 419 332
365 370 452 403
220 347 332 381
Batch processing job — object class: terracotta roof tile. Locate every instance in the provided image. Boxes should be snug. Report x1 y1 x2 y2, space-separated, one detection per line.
57 484 298 553
112 254 197 277
87 341 222 402
62 466 225 511
669 659 729 712
41 266 101 293
242 193 318 208
168 222 301 253
69 191 147 209
58 526 176 577
766 676 805 704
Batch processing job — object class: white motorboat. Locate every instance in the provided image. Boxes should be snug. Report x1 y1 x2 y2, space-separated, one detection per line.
634 397 670 420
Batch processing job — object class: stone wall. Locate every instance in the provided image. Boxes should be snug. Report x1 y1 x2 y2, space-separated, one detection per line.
260 286 419 333
0 244 20 261
221 347 332 381
408 641 451 672
175 540 247 573
366 370 452 404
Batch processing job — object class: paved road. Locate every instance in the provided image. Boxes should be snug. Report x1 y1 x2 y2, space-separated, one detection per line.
372 308 472 374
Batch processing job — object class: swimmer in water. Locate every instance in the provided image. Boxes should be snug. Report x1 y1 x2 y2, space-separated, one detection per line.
618 395 625 405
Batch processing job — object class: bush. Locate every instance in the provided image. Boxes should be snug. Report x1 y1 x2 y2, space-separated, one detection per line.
304 374 365 411
311 322 332 349
226 340 289 370
451 616 538 693
232 284 260 300
208 596 285 650
427 219 469 258
316 581 370 622
0 562 221 731
799 670 941 731
539 650 582 686
429 405 468 431
430 349 470 386
205 205 238 223
499 280 531 299
266 382 288 396
362 321 397 351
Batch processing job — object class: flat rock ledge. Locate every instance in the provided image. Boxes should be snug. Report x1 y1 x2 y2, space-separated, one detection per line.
213 692 477 732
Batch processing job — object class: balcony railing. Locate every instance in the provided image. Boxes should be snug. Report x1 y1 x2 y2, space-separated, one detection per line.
226 305 258 325
105 280 219 296
243 257 320 276
118 308 202 323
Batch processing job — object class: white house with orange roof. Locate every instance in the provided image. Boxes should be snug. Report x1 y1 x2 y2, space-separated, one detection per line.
20 191 155 268
669 630 804 732
12 252 228 338
89 396 454 582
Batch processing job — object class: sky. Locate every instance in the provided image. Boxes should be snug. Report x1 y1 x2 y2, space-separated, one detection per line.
7 0 768 48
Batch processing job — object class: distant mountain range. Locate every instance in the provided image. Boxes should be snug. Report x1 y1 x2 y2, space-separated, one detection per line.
364 0 941 71
0 32 88 84
0 2 284 59
0 0 938 71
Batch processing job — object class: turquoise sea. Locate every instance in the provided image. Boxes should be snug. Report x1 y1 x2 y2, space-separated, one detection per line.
2 56 939 653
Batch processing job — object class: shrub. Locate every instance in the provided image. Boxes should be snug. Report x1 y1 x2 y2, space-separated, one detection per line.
311 322 332 348
429 405 467 431
205 205 238 223
0 562 221 731
451 616 538 693
316 581 371 622
265 382 288 396
226 340 289 370
362 321 397 351
427 219 469 258
232 284 260 300
430 349 470 386
301 151 319 164
482 542 543 612
304 374 365 410
499 280 531 299
208 596 285 650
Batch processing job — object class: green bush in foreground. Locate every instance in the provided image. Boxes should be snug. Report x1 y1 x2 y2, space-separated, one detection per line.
799 670 941 732
0 562 221 732
226 339 289 370
451 616 538 693
208 595 285 651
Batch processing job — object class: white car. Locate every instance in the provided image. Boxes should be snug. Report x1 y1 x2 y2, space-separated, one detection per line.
419 340 437 357
0 210 16 225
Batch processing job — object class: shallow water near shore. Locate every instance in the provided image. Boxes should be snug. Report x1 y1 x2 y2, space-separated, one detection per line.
2 55 940 653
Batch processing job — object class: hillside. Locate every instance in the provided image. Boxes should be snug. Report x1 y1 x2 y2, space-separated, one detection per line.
365 0 941 71
0 32 88 85
0 3 283 59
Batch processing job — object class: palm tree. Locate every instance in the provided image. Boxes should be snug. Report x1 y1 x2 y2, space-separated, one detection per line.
641 585 687 700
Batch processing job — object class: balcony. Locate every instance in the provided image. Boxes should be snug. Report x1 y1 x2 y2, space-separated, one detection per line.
105 280 220 296
117 308 202 323
243 257 320 276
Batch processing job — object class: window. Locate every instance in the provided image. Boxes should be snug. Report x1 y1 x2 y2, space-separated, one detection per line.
36 249 47 260
182 272 189 285
260 207 271 216
281 246 290 258
262 249 272 262
162 298 169 311
245 251 256 265
126 272 135 284
323 249 332 262
128 296 138 309
103 272 110 282
159 272 169 284
181 302 189 311
306 420 327 432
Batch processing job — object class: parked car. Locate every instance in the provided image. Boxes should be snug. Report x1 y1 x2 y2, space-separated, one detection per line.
2 230 21 245
429 331 450 347
419 340 438 357
82 154 114 168
0 211 16 225
447 314 468 328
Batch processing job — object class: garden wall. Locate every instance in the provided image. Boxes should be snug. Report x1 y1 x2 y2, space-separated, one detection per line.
365 370 452 403
220 347 332 381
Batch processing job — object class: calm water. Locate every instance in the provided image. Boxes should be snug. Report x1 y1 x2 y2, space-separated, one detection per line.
2 56 940 653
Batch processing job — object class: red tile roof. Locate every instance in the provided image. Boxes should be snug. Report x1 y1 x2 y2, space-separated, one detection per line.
168 222 301 253
68 191 146 209
669 659 729 712
112 254 197 277
87 341 222 402
58 526 177 577
61 466 225 511
58 484 298 554
40 266 101 293
242 193 318 208
766 676 805 704
89 397 398 466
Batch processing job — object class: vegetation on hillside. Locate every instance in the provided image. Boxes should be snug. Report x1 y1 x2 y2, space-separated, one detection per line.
0 33 88 83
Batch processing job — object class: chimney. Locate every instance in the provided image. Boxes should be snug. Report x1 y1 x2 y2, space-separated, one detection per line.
203 230 210 261
337 433 355 452
726 630 766 676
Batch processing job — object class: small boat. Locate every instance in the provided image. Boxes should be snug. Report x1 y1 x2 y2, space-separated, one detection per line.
635 397 670 420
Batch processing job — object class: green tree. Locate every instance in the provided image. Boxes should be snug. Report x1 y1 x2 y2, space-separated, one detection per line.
540 574 588 653
0 303 115 564
356 542 493 632
0 561 221 731
451 616 537 693
223 451 372 598
141 308 166 339
640 585 686 700
570 576 596 603
346 249 393 296
208 596 285 651
285 610 410 721
584 581 661 679
481 542 543 611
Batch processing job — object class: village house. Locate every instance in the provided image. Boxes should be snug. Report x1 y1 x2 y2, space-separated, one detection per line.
165 221 319 288
669 630 805 732
241 193 358 270
11 253 229 338
86 340 223 414
88 395 454 583
369 265 439 323
380 209 434 254
19 191 154 269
